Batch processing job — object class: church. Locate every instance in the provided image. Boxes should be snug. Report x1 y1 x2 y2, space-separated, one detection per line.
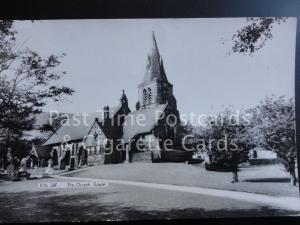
41 32 190 169
122 32 182 162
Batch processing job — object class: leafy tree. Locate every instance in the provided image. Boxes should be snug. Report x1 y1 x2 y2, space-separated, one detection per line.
202 109 254 182
227 17 298 187
179 120 195 138
0 20 74 169
230 17 287 55
252 96 297 186
178 120 197 150
39 113 69 134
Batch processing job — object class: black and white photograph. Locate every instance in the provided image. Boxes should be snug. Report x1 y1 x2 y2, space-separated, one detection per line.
0 17 299 222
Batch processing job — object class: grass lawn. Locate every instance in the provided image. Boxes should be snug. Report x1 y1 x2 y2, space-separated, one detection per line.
64 163 299 197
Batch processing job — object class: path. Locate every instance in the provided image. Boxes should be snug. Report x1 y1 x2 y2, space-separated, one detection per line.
55 174 300 212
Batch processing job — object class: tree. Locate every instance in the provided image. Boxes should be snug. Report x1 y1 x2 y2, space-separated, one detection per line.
252 96 297 186
229 17 287 55
178 120 198 150
228 17 299 189
202 109 253 182
0 20 74 169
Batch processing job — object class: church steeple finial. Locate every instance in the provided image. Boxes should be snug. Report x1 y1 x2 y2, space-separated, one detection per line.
120 89 128 105
152 31 160 59
142 32 163 83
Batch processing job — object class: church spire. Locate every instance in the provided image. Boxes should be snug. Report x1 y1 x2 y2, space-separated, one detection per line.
143 32 163 83
152 31 160 60
138 32 176 109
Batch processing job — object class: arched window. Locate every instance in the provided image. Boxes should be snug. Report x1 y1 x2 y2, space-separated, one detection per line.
143 89 148 105
94 131 98 140
148 88 152 104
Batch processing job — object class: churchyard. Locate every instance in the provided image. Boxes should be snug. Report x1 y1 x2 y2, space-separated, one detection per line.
0 161 299 222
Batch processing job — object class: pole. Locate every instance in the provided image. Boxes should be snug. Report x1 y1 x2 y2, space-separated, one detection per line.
125 145 129 163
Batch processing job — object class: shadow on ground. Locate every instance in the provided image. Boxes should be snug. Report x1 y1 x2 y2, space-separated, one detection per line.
0 191 299 222
243 178 291 183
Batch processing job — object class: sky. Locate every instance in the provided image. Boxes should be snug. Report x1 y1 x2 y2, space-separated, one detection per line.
13 18 297 117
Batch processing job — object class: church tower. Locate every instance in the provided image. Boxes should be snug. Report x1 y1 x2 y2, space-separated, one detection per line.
137 32 178 111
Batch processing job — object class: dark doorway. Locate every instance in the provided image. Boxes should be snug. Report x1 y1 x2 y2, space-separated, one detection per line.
52 149 58 166
65 150 70 166
78 146 83 165
83 150 88 165
70 158 75 170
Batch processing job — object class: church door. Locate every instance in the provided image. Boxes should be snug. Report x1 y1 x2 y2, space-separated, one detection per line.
65 150 70 166
52 149 58 166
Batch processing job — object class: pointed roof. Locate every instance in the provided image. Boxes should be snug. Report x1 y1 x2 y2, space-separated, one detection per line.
43 105 123 146
152 31 160 60
122 103 167 143
142 32 167 83
42 89 130 146
42 112 104 146
120 89 128 102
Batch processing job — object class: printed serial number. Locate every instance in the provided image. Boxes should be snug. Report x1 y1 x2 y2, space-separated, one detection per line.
38 181 108 188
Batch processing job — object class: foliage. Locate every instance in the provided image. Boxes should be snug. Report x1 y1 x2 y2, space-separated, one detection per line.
201 109 253 170
195 96 297 184
0 20 74 159
230 17 287 55
178 120 198 149
251 96 296 174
